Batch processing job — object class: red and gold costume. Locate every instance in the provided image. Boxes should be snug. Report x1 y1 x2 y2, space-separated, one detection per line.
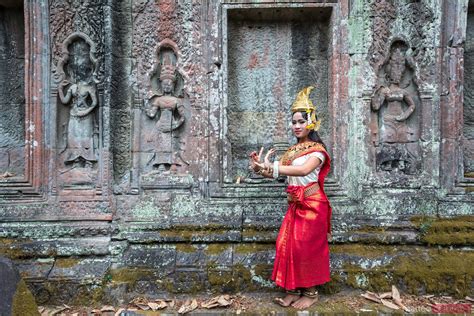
271 141 332 290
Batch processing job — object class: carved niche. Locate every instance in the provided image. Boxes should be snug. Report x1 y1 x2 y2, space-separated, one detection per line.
138 39 188 185
0 3 25 179
371 40 421 175
464 3 474 177
56 32 100 189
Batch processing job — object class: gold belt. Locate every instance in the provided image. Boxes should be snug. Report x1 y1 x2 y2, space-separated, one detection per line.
287 182 320 202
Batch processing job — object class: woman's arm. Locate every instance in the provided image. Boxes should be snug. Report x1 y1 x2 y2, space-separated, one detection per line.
251 155 322 178
278 156 322 177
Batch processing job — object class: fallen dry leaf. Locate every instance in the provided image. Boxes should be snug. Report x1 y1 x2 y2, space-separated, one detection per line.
391 285 401 301
381 298 400 310
178 299 198 314
361 292 381 304
49 306 69 315
379 292 392 299
201 298 219 309
91 308 102 314
465 296 474 303
130 297 146 304
166 299 176 308
136 304 150 310
101 305 115 312
148 300 167 311
217 295 232 307
39 307 49 316
390 286 410 312
129 297 151 310
114 308 125 316
201 295 233 309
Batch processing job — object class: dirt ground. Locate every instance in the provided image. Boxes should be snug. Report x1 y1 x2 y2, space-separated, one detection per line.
37 289 474 315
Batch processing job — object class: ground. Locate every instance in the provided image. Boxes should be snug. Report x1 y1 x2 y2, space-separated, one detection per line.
37 289 474 315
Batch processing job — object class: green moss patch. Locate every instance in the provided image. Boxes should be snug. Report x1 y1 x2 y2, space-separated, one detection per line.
340 246 473 297
411 216 474 246
109 267 154 286
54 258 80 269
12 279 40 316
0 238 33 260
158 225 228 241
330 244 397 258
234 243 273 254
204 244 229 255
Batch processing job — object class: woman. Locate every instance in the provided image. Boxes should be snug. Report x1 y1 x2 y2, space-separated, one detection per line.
249 87 332 310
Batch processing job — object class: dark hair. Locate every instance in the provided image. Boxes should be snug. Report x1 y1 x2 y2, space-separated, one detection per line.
295 111 327 149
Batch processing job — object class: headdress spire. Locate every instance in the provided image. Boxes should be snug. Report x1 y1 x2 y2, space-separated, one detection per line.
290 86 321 131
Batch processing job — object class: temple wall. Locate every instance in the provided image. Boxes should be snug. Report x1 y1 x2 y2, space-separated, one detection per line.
0 0 472 304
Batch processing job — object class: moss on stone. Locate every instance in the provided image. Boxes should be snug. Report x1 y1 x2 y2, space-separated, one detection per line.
207 269 233 286
330 244 396 258
234 243 273 254
158 226 228 241
54 258 80 269
318 273 343 294
109 267 154 286
411 216 474 246
352 226 387 233
242 228 275 240
176 243 198 253
204 244 229 255
340 246 473 297
0 238 31 260
12 279 40 316
71 284 106 307
232 264 254 291
391 248 473 297
344 264 392 292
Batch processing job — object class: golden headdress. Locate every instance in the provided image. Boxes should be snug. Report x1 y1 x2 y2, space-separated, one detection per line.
290 86 321 131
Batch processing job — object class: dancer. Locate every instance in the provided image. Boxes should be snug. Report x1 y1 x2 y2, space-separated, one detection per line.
249 86 332 309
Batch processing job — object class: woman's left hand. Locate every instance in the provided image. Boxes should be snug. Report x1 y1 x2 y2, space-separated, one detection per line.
264 148 275 165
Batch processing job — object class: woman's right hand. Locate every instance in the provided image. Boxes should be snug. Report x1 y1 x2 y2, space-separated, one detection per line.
249 147 264 172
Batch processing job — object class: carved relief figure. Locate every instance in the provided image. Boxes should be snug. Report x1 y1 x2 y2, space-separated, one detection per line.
371 40 421 175
57 33 99 186
142 44 186 175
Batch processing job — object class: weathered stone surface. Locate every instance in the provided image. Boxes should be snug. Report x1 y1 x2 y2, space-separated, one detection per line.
0 256 39 316
48 258 110 283
0 0 472 304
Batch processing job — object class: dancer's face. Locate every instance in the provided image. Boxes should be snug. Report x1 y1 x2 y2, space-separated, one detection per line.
291 112 310 139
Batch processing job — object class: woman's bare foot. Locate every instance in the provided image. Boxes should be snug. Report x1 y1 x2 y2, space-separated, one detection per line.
274 293 300 307
291 295 318 309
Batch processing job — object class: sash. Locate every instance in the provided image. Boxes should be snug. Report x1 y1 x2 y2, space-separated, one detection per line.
280 141 332 233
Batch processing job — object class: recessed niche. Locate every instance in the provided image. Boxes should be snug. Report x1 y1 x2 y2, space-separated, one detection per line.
227 7 331 179
0 1 25 178
464 2 474 176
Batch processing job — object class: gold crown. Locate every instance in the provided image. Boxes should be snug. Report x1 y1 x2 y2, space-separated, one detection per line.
290 86 321 131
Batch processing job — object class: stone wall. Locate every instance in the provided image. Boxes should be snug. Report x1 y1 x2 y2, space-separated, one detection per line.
0 0 472 305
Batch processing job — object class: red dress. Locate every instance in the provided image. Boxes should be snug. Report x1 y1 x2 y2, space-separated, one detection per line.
271 142 332 290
